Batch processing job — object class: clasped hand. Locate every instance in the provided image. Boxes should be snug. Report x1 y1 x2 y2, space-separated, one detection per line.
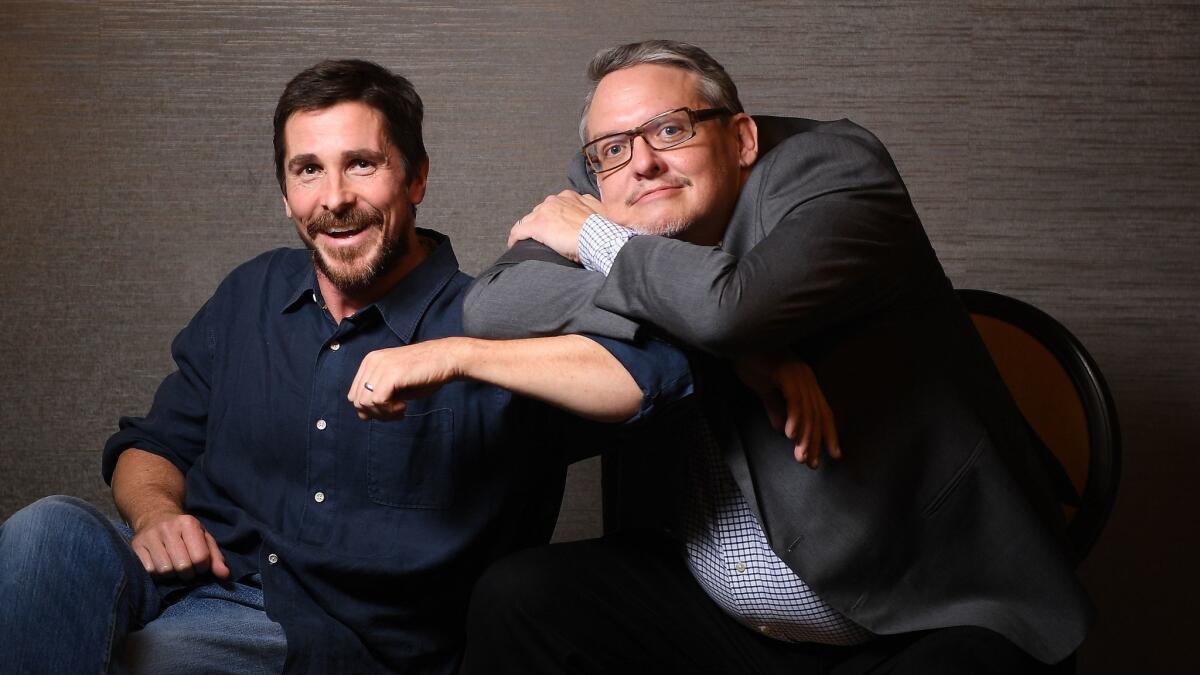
348 338 464 421
131 511 229 581
735 355 841 469
507 190 604 260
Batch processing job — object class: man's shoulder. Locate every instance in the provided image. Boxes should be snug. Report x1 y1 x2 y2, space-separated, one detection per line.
219 247 308 284
206 247 311 309
752 116 897 176
753 116 886 153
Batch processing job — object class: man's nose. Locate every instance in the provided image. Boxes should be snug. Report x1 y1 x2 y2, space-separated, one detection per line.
629 136 666 178
320 173 357 214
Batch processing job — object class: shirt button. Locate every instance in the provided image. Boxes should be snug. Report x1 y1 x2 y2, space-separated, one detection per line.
314 491 325 503
267 553 279 565
735 561 746 573
330 341 340 351
316 419 327 430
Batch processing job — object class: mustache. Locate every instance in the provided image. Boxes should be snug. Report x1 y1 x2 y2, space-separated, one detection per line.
626 177 692 207
305 207 384 239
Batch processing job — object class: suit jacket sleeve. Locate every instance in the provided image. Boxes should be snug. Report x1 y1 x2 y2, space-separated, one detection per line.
462 239 641 341
594 127 941 356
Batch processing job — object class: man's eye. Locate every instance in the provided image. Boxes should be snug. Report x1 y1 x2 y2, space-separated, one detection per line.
657 124 684 139
349 159 376 173
602 142 627 158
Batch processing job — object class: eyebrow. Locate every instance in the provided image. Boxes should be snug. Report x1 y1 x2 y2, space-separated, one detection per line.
587 108 682 144
286 148 389 172
286 153 319 173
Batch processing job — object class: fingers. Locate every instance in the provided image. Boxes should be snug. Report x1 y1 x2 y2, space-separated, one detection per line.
507 218 530 248
131 515 224 581
803 374 821 469
161 527 198 581
349 356 409 421
132 541 156 575
205 532 230 579
783 377 808 465
761 388 786 433
819 391 841 461
135 534 173 577
774 362 823 469
503 194 593 260
179 518 213 577
350 347 451 421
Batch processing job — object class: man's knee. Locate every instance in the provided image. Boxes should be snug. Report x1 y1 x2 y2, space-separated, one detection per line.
470 546 572 625
0 494 143 608
1 495 117 561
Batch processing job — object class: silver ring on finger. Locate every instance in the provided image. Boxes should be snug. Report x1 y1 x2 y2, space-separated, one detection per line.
364 382 375 392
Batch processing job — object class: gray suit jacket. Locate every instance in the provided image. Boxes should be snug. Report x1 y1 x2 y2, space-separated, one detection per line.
463 116 1092 664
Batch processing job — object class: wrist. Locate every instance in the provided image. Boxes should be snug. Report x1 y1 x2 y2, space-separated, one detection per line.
448 336 483 381
130 506 184 533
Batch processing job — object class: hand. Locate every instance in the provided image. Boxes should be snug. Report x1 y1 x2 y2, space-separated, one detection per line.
735 355 841 469
349 338 466 421
130 511 229 581
507 190 604 261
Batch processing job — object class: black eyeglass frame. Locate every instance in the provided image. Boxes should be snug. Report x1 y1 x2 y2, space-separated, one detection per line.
582 106 732 174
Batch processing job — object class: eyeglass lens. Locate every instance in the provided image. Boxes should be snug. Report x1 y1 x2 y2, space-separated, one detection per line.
586 109 697 173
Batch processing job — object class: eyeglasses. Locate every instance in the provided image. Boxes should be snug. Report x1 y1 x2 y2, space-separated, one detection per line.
582 107 731 174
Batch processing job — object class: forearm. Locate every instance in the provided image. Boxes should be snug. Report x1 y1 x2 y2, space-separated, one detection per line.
454 335 642 423
111 448 187 531
463 240 639 341
572 129 929 356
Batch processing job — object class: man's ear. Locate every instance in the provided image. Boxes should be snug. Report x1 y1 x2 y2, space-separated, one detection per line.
732 113 759 169
282 194 293 219
407 158 430 206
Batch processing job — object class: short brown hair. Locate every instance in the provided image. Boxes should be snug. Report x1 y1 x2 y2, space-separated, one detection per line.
273 59 426 193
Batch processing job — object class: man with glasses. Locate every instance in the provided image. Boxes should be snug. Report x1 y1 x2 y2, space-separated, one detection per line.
462 40 1091 672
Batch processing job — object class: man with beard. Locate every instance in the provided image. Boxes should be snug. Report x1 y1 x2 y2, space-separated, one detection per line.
0 59 689 673
461 41 1091 672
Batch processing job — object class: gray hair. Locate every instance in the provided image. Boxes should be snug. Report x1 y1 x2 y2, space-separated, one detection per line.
578 40 744 143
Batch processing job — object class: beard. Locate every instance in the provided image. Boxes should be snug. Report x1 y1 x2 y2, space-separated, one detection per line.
304 206 409 294
627 218 690 238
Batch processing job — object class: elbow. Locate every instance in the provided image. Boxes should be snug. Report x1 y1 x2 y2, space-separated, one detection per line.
685 304 753 355
592 399 642 425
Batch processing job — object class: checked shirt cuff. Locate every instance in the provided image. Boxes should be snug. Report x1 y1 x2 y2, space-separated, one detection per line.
578 213 638 276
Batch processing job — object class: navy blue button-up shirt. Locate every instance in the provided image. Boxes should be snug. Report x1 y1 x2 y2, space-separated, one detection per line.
102 230 691 673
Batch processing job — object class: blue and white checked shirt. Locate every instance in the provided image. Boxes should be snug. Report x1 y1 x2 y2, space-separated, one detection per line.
578 213 872 646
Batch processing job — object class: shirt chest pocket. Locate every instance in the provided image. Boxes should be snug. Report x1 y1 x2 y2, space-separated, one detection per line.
367 408 456 510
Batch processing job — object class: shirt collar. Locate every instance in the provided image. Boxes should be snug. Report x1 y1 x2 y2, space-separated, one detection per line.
280 228 460 344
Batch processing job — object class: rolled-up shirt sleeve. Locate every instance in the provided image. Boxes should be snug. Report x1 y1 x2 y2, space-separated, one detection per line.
102 297 215 483
582 333 693 426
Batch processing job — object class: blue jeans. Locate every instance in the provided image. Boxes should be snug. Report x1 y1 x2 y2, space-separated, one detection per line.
0 495 286 674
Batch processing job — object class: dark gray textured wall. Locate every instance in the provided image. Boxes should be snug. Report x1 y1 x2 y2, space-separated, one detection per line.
1 2 1196 672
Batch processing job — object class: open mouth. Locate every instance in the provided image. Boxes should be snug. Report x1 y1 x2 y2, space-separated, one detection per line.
323 226 366 239
306 207 383 245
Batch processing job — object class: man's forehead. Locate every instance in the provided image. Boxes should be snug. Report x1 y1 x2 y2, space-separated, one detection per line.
586 64 705 138
284 101 389 155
